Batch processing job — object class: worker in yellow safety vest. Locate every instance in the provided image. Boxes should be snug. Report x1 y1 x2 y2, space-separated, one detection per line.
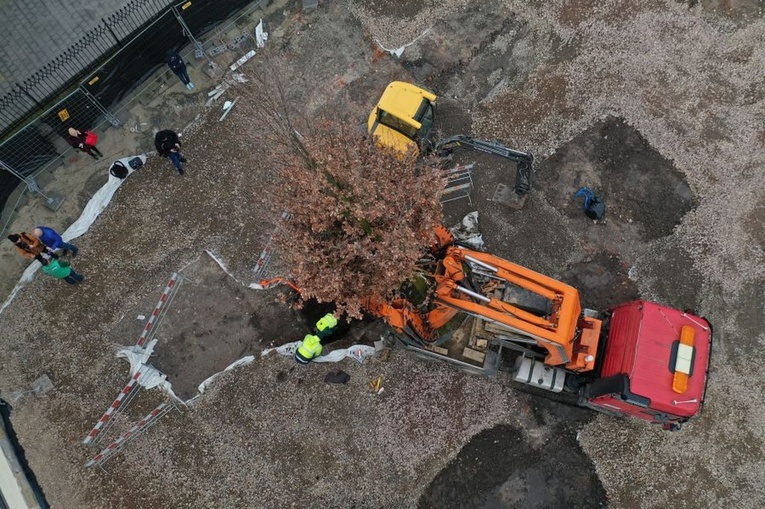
295 334 323 364
315 313 338 339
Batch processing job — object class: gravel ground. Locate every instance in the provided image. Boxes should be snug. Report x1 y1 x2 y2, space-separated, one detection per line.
465 2 765 507
1 0 764 507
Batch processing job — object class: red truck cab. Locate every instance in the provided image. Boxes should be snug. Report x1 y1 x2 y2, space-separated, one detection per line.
583 301 712 430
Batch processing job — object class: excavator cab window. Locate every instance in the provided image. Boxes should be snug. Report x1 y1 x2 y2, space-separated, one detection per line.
416 100 435 139
378 99 435 142
379 110 418 138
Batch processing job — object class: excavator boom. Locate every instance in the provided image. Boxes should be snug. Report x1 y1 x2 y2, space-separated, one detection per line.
433 246 588 368
435 135 533 195
371 228 599 372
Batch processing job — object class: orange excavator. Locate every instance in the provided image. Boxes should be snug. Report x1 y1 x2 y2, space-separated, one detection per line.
261 80 712 431
366 227 713 431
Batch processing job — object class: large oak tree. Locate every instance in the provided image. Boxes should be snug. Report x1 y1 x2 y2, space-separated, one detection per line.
236 54 446 317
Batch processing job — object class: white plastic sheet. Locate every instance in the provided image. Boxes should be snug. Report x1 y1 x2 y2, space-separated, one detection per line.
62 155 146 242
450 211 485 250
255 19 268 48
196 356 255 395
115 340 170 391
262 341 376 364
117 339 157 373
0 155 146 316
375 28 432 58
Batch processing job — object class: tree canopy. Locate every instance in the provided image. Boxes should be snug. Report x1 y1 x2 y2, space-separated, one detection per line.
273 126 445 318
234 54 446 317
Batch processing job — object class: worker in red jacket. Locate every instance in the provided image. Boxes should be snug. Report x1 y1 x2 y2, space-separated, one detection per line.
67 128 103 159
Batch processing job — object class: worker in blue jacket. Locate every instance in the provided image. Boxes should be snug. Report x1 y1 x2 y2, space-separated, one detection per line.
34 226 78 257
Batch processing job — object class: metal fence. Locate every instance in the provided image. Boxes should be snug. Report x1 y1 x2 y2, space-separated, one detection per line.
0 0 171 134
0 0 265 236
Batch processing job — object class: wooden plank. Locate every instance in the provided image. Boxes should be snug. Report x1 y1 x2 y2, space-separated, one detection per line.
462 347 485 364
425 345 449 356
484 322 513 334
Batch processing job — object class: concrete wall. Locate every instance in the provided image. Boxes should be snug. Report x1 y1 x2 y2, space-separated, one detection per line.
0 416 40 509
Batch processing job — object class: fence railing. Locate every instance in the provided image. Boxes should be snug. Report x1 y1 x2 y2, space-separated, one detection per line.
0 0 170 134
0 0 266 238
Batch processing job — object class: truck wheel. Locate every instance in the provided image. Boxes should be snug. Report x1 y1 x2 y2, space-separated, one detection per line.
564 375 583 393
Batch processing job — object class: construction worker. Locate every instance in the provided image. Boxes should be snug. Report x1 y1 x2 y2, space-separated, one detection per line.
34 226 78 257
574 187 606 220
7 232 58 265
315 313 338 340
295 334 323 365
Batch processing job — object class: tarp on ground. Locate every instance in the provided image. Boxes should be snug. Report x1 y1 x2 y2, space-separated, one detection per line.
0 155 146 316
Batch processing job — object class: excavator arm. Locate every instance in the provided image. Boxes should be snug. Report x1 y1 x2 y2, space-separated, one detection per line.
370 228 601 372
431 246 585 367
434 135 533 195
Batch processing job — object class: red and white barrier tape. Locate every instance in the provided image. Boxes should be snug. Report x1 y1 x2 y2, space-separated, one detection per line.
82 366 147 445
136 273 178 347
253 240 274 277
85 402 170 468
253 212 290 278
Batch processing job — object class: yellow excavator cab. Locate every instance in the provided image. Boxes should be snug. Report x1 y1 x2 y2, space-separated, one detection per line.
367 81 437 155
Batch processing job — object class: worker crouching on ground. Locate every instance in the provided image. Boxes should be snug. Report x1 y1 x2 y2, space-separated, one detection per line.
315 313 338 339
295 334 323 365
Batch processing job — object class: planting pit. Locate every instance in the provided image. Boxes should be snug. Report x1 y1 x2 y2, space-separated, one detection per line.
108 253 379 401
109 254 309 401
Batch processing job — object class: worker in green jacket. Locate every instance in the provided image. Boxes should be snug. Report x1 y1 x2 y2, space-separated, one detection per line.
295 334 323 364
315 313 338 339
41 258 85 285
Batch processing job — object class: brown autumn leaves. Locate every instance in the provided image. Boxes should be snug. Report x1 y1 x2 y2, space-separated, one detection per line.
235 55 446 318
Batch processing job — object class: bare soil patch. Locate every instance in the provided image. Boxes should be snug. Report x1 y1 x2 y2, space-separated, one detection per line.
150 255 307 400
537 117 696 242
421 414 606 509
535 117 697 309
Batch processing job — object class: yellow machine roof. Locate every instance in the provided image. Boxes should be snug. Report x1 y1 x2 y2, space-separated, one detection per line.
377 81 437 128
367 81 437 155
